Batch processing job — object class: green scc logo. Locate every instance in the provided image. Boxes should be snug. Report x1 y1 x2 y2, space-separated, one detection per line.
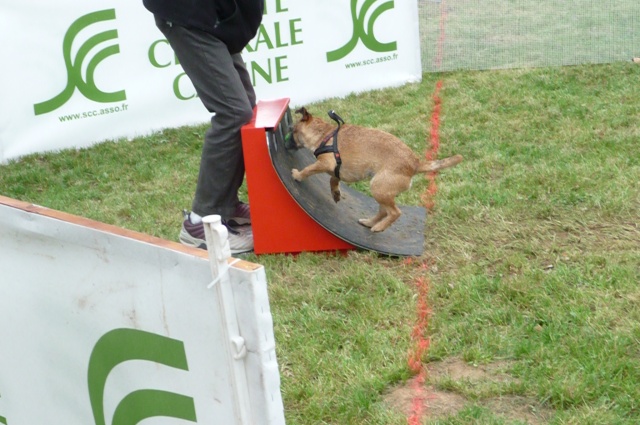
88 329 197 425
33 9 126 116
326 0 397 62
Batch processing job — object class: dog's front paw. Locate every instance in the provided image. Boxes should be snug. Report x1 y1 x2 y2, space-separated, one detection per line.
291 169 303 181
332 189 341 203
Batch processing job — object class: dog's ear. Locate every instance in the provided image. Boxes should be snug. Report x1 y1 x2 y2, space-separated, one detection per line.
295 107 312 122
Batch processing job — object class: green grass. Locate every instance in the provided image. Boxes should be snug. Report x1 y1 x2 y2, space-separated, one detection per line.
2 62 639 424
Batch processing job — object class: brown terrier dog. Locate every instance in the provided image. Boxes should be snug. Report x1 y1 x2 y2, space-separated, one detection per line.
290 107 463 232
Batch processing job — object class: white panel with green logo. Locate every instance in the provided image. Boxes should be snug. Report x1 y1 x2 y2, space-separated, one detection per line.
0 199 284 424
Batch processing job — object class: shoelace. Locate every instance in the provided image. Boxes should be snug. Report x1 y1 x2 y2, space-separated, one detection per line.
222 220 241 235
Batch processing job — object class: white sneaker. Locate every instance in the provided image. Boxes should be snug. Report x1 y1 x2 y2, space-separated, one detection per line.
179 210 253 254
226 222 254 255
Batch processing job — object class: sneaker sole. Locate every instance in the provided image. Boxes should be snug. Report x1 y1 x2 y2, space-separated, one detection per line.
230 246 253 255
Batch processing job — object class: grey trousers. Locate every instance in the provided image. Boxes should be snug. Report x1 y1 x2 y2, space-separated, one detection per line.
155 18 256 219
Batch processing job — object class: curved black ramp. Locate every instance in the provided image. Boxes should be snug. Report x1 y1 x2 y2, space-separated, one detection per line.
266 110 426 257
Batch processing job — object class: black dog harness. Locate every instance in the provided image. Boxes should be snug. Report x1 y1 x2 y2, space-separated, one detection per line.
313 110 345 179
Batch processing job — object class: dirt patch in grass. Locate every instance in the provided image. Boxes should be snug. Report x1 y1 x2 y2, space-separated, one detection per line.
384 358 554 424
384 378 467 419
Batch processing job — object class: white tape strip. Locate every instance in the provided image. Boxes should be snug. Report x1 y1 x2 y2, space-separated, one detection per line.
207 258 242 289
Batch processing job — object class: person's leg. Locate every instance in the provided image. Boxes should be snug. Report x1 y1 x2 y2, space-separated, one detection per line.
233 53 256 109
155 18 255 220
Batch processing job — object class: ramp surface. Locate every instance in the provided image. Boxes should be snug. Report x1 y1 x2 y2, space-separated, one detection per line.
266 110 426 256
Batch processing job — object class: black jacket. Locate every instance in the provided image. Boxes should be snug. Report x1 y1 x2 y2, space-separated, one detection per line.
143 0 264 54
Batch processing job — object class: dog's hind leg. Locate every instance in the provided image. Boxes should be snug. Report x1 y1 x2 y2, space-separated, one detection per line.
362 173 410 232
358 206 387 229
369 201 402 232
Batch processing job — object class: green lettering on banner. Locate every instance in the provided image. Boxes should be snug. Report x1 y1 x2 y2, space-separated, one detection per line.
275 56 289 82
245 19 304 53
274 22 287 48
148 39 175 68
326 0 397 62
276 0 289 13
87 328 197 425
173 73 197 100
33 9 126 116
289 18 303 45
263 0 289 15
249 56 289 85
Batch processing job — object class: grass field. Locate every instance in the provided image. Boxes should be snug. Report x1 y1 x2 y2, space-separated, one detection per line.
1 62 639 424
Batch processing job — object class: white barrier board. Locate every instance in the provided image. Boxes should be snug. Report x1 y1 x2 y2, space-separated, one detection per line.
0 0 421 163
0 197 284 424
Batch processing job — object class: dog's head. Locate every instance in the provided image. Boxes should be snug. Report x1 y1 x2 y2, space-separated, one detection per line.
294 106 312 122
289 107 312 148
290 107 330 150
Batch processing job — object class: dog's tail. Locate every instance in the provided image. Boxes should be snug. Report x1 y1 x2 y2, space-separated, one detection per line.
416 154 463 174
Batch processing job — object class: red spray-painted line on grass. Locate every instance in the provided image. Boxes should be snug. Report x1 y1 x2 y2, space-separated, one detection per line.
406 2 447 420
406 260 432 425
421 80 443 211
405 79 444 424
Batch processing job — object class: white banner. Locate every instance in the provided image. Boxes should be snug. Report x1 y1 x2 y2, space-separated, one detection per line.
0 0 421 163
0 197 284 424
